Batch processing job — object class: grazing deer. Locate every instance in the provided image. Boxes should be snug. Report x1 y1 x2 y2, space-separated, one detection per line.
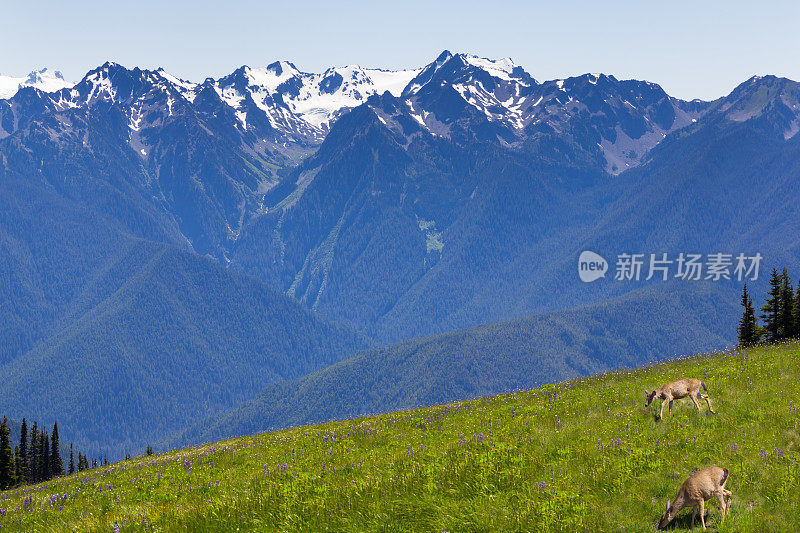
659 466 732 530
645 378 715 420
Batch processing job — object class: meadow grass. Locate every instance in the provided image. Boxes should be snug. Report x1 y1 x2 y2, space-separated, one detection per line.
0 342 798 532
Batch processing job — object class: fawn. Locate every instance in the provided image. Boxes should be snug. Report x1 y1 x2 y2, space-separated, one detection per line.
645 378 715 420
659 466 732 530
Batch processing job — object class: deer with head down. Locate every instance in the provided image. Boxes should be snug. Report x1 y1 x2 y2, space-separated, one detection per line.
645 378 715 420
659 466 732 530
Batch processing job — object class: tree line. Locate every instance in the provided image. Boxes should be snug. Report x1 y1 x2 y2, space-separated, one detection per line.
738 267 800 346
0 417 99 490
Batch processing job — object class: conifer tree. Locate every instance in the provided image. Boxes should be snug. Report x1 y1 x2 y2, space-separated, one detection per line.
795 280 800 339
40 432 50 482
761 268 782 343
738 283 759 346
778 269 795 339
77 453 88 472
50 421 63 477
29 423 39 483
0 418 13 490
13 446 21 488
69 444 75 475
18 418 27 484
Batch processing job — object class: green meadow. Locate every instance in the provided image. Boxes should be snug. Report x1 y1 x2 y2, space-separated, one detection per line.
1 342 798 532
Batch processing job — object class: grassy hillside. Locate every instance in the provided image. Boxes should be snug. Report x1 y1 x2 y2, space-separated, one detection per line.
0 342 798 532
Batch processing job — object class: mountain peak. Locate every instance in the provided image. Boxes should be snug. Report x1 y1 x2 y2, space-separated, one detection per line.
718 75 800 137
266 60 301 77
435 50 453 63
24 67 65 84
0 67 73 99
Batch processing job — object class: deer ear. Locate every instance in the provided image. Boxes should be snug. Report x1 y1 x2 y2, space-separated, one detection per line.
644 389 649 395
666 499 671 511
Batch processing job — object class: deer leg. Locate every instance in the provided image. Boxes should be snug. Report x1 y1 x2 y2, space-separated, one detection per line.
669 399 674 413
699 499 706 530
659 399 669 420
690 394 702 413
704 395 716 414
691 505 697 529
716 493 727 522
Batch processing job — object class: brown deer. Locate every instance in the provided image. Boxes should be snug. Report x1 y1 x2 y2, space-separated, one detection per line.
645 378 715 420
659 466 732 530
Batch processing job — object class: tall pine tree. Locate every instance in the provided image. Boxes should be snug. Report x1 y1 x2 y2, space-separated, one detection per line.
50 422 63 477
29 423 39 483
761 268 782 343
18 418 27 484
39 431 50 482
795 280 800 339
738 283 759 346
13 446 21 488
778 269 795 339
69 444 75 475
0 418 13 490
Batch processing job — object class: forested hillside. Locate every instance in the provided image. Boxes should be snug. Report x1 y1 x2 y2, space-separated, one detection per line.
179 281 737 447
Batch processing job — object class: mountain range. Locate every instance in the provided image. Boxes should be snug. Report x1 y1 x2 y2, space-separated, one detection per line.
1 51 799 455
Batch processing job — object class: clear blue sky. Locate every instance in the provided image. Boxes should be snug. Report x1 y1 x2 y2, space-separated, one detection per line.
3 0 798 101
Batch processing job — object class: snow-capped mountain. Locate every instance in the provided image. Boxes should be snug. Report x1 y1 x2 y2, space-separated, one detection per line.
0 68 73 99
381 51 708 173
5 52 800 175
211 62 420 142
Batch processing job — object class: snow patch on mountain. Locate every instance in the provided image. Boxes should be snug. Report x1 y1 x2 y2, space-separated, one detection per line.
0 68 73 99
155 69 198 102
462 56 518 82
269 64 420 130
212 63 420 141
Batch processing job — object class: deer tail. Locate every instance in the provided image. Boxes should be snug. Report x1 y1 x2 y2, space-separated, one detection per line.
701 381 708 393
721 467 729 487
